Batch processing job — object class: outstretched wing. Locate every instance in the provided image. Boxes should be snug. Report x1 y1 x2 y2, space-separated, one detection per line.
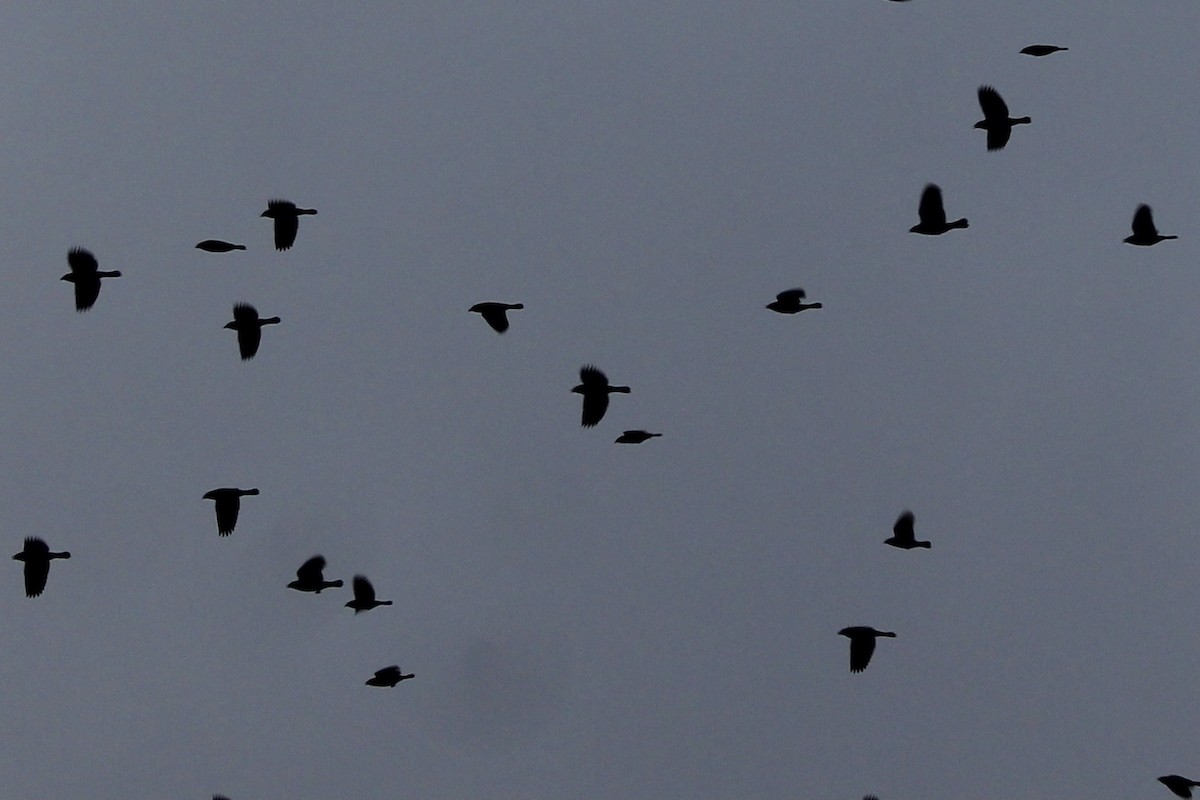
67 247 98 275
274 214 299 251
892 511 915 543
73 276 101 311
581 392 609 427
353 575 376 604
480 307 509 333
917 184 947 227
23 559 49 598
849 635 877 673
297 555 326 582
579 365 609 388
977 86 1009 122
214 495 240 536
237 327 262 360
775 288 806 303
1131 204 1158 238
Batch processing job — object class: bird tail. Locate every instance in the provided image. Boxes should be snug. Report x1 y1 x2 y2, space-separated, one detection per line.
243 488 261 496
299 208 318 215
918 542 931 549
53 551 71 559
262 316 282 325
382 600 394 606
1015 116 1032 124
612 386 631 393
330 580 344 588
1164 235 1179 240
950 219 969 229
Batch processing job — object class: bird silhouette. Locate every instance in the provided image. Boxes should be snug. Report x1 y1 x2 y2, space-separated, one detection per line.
910 184 968 235
261 199 317 251
469 302 524 333
766 288 823 314
195 240 246 252
202 488 259 536
572 365 630 427
13 537 70 598
885 511 930 549
61 248 121 311
838 626 896 672
974 86 1030 151
1124 205 1177 246
345 575 393 613
287 555 343 593
224 303 281 360
366 666 414 687
615 430 662 444
1160 776 1200 798
1020 44 1067 56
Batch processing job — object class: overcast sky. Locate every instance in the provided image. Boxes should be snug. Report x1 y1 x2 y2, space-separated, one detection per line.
0 3 1197 799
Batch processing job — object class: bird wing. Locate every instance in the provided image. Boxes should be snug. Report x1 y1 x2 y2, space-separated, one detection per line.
232 303 258 323
214 495 240 536
274 213 299 251
353 575 376 603
893 511 915 543
67 247 98 274
579 365 608 387
1131 204 1157 237
237 326 262 360
24 558 49 598
24 537 49 556
849 635 876 673
581 391 609 427
918 184 947 227
297 556 326 582
776 288 805 303
480 308 509 333
977 86 1009 121
73 276 101 311
986 126 1011 151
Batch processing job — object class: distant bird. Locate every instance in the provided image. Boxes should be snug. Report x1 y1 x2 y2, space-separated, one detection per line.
766 288 823 314
261 199 317 251
287 555 343 594
1160 776 1200 799
12 537 70 598
572 365 630 427
223 303 281 360
885 511 930 550
838 626 896 673
1124 204 1177 246
202 488 259 536
61 248 121 311
1020 44 1067 57
615 430 661 444
469 302 524 333
345 575 393 613
910 184 968 235
195 240 246 253
974 86 1030 151
365 665 414 687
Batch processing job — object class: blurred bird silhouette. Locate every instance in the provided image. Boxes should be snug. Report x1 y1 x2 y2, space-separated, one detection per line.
202 488 259 536
366 666 414 687
469 302 524 333
1020 44 1067 56
195 240 246 252
13 537 70 598
885 511 930 549
1124 205 1177 246
1160 776 1200 798
287 555 343 593
838 626 896 672
61 248 121 311
766 288 822 314
615 430 661 444
261 199 317 251
224 303 281 360
572 365 630 427
974 86 1031 150
910 184 968 235
345 575 393 613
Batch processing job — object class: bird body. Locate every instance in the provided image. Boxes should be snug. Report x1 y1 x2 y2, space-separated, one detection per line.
1020 44 1067 56
572 365 630 427
288 555 343 593
61 247 121 311
13 537 71 597
261 199 317 251
766 288 822 314
366 666 414 687
838 626 896 673
1160 776 1200 798
1125 204 1177 246
224 303 281 360
910 184 968 235
195 240 246 252
202 488 259 536
345 575 393 613
469 302 524 333
615 430 662 444
974 85 1030 151
884 511 930 549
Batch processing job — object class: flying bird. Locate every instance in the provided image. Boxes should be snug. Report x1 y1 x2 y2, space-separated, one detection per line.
13 537 71 598
365 666 414 687
223 303 281 360
885 511 930 549
974 86 1031 151
469 302 524 333
261 199 317 251
766 288 822 314
838 626 896 673
615 430 661 444
61 248 121 311
909 184 968 235
287 555 343 593
345 575 393 613
195 240 246 253
572 365 630 427
1124 205 1177 246
1160 776 1200 799
202 488 260 536
1020 44 1067 56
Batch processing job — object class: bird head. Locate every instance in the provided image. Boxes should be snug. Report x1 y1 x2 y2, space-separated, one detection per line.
223 321 236 330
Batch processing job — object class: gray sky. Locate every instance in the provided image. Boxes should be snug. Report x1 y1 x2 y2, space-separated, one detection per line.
0 3 1197 798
